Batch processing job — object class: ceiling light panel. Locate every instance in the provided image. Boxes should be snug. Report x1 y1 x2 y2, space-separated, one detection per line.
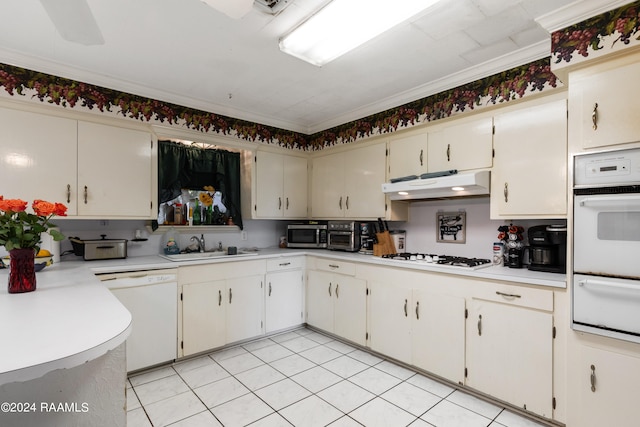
279 0 440 66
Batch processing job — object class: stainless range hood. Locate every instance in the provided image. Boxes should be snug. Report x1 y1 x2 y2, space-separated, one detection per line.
382 170 490 200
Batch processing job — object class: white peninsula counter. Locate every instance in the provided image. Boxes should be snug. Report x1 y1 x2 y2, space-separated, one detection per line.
0 263 132 427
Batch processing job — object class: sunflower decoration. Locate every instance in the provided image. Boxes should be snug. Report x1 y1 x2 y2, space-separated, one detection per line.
199 186 215 207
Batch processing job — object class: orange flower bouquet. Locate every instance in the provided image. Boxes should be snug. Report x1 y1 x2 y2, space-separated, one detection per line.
0 197 67 251
0 197 67 293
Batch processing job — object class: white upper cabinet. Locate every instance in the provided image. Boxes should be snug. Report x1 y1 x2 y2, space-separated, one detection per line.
77 121 154 218
0 107 77 213
427 116 493 172
254 150 308 219
491 96 567 219
311 142 386 219
388 130 428 179
0 105 155 218
568 52 640 152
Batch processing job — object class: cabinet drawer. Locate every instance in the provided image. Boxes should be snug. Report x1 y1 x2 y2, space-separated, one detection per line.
472 282 553 312
315 258 356 276
179 259 266 284
266 257 304 272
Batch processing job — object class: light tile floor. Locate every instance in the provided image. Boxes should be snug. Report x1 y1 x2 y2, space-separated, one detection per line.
127 328 548 427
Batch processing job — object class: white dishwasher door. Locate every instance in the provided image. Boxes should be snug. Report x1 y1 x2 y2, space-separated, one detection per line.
99 269 178 372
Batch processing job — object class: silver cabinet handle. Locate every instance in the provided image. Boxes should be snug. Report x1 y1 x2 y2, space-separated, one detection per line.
419 149 423 166
286 197 289 210
328 282 332 297
590 364 596 392
218 289 222 306
328 264 340 269
279 262 291 267
477 314 482 336
336 283 339 298
592 103 598 130
415 301 420 320
66 184 71 203
496 291 521 299
84 185 88 204
345 196 349 210
229 288 232 304
278 197 282 210
339 196 343 210
446 144 451 162
404 299 408 317
503 182 508 203
268 282 272 296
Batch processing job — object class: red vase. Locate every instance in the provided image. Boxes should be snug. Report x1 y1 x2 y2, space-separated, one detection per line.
8 248 36 293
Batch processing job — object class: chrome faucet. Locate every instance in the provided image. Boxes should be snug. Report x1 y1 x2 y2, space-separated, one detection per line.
190 234 206 253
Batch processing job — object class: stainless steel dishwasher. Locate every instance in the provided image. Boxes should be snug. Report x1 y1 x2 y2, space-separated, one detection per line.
97 269 178 372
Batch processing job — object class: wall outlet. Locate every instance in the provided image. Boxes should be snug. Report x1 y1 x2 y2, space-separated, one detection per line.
241 231 248 241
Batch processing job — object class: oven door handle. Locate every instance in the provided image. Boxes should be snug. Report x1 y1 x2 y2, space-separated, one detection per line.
577 278 640 292
579 195 640 207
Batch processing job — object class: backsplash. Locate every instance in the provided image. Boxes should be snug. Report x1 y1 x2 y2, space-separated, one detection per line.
391 197 563 259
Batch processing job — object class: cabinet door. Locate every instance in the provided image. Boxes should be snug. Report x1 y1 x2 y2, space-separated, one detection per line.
368 280 412 364
571 344 640 427
333 275 367 346
265 270 304 333
466 298 553 417
283 155 308 218
182 280 226 356
226 275 264 343
77 121 153 217
492 99 567 218
569 54 640 150
428 117 493 172
0 107 78 214
412 290 465 384
388 132 428 179
343 143 387 218
311 153 345 218
306 270 335 332
255 151 284 217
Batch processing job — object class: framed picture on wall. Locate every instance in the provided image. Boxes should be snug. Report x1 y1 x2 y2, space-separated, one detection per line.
436 211 466 243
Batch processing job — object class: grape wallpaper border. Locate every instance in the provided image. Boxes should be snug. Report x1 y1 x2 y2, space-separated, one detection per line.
1 1 632 151
0 59 558 151
551 0 640 66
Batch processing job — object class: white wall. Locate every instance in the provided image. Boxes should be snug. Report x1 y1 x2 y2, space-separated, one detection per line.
389 197 565 259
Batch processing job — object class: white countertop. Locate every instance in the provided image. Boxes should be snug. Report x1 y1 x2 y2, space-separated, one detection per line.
0 247 564 385
84 248 567 289
0 264 132 385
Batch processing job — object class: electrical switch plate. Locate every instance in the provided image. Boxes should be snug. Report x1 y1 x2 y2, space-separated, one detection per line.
241 231 248 241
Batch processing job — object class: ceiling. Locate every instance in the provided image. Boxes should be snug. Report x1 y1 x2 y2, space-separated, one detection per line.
0 0 633 134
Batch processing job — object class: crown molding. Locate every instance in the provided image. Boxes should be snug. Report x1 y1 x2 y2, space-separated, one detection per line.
536 0 636 32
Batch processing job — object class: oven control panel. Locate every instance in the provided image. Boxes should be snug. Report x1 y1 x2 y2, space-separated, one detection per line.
575 148 640 186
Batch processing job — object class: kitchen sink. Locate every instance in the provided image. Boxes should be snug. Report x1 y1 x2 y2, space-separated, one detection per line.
159 250 258 262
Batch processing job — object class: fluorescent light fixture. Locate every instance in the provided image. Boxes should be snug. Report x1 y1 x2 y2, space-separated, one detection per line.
279 0 438 66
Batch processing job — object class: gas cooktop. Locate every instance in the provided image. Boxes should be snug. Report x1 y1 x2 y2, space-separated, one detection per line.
381 253 493 270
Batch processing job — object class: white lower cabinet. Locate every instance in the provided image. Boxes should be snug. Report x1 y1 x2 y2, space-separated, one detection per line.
466 285 554 418
568 342 640 427
265 257 305 333
306 263 367 346
179 261 265 357
368 274 466 384
412 289 466 384
182 279 226 356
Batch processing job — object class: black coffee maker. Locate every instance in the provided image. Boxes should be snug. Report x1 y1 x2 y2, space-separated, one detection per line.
527 225 567 273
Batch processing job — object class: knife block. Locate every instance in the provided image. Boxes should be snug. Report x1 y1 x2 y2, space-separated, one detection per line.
373 231 397 256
